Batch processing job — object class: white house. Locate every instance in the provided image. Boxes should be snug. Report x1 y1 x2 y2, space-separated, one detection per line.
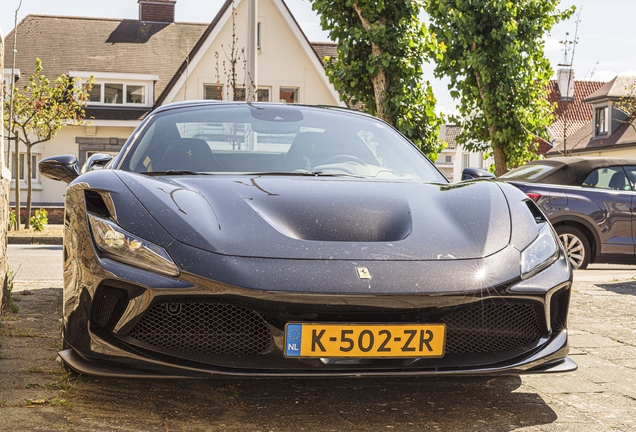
436 124 492 182
2 0 341 210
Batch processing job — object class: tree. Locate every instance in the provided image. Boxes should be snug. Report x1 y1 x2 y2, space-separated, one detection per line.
309 0 443 159
425 0 574 176
615 79 636 134
3 59 92 229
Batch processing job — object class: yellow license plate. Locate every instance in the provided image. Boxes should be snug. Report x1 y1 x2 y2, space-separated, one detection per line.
284 323 446 358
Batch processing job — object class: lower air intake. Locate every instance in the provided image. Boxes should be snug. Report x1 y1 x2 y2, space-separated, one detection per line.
128 302 273 355
441 303 542 353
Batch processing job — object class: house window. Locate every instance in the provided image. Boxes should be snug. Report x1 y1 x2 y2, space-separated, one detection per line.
233 87 270 102
462 153 470 169
257 88 270 102
257 22 261 51
595 106 609 136
204 84 223 100
89 82 148 105
445 155 452 163
280 87 298 103
11 153 39 182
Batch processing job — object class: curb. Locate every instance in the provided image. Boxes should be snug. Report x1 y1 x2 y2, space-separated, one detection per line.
8 236 63 245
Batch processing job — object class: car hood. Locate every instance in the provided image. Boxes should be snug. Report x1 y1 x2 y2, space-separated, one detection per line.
117 172 511 261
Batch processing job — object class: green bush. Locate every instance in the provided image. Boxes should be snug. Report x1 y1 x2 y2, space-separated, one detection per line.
8 209 16 231
30 208 48 232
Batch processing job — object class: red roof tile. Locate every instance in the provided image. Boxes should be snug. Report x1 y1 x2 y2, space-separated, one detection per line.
547 80 607 141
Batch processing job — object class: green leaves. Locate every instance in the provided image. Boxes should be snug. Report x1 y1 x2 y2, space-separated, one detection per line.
311 0 443 158
425 0 573 174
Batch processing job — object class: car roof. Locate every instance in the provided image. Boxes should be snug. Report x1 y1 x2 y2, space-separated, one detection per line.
153 101 375 120
524 157 636 186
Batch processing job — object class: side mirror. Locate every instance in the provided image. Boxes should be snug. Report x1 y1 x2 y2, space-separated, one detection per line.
39 155 81 184
82 153 114 174
461 167 496 181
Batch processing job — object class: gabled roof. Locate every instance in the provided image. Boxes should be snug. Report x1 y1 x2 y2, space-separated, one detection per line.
158 0 341 106
311 42 338 61
443 125 461 150
3 5 338 120
546 80 607 142
584 76 636 103
3 15 208 107
549 119 636 155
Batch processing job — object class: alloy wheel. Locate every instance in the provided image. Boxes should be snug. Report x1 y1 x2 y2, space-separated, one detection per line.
559 233 586 269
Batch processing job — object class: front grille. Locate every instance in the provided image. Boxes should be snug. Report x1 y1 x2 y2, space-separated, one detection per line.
441 303 542 353
126 301 542 357
128 302 273 355
92 292 120 327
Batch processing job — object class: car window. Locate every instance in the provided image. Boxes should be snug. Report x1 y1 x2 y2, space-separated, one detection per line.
623 166 636 189
120 105 447 183
582 167 632 191
499 164 555 180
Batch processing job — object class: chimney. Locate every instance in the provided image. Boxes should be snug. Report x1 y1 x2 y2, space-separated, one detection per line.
557 67 575 100
139 0 176 23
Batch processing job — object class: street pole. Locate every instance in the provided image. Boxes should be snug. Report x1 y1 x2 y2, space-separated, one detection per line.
246 0 257 102
9 0 22 230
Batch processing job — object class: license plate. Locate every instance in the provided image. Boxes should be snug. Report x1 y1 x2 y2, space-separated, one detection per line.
284 323 446 358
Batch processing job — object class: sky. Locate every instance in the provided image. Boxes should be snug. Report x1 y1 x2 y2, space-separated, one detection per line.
2 0 636 114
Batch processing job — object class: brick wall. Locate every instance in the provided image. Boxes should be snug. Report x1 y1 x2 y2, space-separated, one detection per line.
16 207 65 225
139 1 175 23
1 30 8 312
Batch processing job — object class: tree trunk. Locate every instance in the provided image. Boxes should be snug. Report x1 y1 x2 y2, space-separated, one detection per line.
370 44 391 125
493 146 507 177
471 42 507 175
24 146 32 229
352 0 392 125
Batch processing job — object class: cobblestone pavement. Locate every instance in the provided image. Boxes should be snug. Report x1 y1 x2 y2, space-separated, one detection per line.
0 267 635 431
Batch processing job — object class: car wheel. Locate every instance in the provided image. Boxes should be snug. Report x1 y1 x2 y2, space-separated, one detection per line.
556 226 591 270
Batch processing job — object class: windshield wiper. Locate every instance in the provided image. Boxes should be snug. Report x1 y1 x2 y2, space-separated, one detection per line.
247 171 366 178
140 170 205 176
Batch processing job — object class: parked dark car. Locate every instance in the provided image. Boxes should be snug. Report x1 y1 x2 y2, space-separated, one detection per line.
501 157 636 270
39 102 574 378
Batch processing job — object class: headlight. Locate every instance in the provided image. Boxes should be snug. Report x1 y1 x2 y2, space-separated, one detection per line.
520 223 559 278
87 214 179 277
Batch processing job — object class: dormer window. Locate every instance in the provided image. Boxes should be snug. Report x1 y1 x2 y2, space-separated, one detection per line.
595 106 609 136
89 82 147 105
70 71 157 107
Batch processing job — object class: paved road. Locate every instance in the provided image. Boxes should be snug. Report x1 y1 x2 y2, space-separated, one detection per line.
2 251 636 430
7 244 63 283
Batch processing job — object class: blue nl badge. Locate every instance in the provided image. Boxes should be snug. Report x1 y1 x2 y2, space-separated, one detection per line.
285 324 302 357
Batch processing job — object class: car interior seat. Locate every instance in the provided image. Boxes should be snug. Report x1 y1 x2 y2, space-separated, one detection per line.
154 138 223 172
609 170 629 191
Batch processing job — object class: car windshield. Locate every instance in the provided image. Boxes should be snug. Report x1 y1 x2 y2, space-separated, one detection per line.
500 164 555 180
119 104 446 183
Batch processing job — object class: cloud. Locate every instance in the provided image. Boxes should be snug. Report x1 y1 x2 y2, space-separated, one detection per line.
585 70 617 82
543 35 563 54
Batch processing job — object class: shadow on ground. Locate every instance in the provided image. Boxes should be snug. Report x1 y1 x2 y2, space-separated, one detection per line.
596 281 636 296
68 375 556 431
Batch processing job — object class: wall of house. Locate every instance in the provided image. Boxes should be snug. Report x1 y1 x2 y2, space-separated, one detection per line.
9 125 135 206
168 0 339 106
1 27 10 311
574 147 636 159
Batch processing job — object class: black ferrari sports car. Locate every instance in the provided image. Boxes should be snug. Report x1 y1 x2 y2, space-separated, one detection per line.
40 102 575 377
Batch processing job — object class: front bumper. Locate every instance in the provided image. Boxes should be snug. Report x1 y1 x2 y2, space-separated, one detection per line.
61 242 575 378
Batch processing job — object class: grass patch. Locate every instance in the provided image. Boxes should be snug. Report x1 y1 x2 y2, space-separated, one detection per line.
26 366 44 373
2 267 20 314
0 326 41 338
47 397 72 409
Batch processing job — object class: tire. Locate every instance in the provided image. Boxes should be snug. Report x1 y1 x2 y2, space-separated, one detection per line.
556 225 591 270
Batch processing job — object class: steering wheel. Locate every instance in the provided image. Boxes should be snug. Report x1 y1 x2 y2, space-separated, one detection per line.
321 155 367 165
